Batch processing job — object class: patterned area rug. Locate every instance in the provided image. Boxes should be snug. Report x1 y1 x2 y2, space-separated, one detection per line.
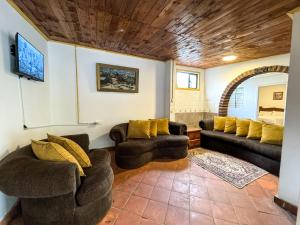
188 148 268 188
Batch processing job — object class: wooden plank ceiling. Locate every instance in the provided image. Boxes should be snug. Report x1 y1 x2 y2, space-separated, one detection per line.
11 0 300 68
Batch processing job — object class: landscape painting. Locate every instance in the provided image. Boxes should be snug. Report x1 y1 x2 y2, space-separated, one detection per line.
96 63 139 93
273 91 284 100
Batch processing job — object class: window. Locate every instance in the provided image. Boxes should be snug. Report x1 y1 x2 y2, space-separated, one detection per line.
176 71 199 90
229 87 244 108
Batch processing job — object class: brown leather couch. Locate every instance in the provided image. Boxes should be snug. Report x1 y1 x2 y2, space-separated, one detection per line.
200 120 282 175
109 122 189 169
0 134 113 225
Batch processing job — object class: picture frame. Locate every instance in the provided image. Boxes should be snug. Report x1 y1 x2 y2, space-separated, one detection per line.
96 63 139 93
273 91 284 100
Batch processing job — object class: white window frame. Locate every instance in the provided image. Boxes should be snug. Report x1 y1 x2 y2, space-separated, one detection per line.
176 70 200 90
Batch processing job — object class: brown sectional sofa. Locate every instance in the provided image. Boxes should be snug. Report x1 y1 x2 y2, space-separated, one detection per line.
199 119 282 175
109 121 189 169
0 134 113 225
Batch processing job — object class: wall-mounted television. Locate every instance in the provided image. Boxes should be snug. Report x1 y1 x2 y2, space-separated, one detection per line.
15 33 44 82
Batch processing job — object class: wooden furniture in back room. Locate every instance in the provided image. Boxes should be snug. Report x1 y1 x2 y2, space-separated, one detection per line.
187 128 201 149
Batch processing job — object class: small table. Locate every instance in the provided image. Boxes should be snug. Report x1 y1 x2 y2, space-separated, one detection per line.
187 128 201 149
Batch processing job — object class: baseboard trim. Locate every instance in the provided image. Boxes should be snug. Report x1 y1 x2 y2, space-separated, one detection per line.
0 200 21 225
274 195 298 215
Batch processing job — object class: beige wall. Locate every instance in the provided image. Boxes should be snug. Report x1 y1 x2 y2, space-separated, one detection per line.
258 84 287 109
174 65 205 113
279 11 300 207
205 54 290 113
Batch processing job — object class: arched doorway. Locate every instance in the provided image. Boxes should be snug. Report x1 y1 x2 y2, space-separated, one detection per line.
218 65 289 116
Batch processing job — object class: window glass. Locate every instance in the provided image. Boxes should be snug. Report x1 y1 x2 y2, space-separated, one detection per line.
229 87 244 108
189 74 197 89
176 71 199 89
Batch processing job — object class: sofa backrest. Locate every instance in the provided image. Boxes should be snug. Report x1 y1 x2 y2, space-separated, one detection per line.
199 119 214 131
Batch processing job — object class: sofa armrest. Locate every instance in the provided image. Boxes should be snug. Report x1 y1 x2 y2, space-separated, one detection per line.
0 152 79 198
169 121 187 135
109 123 128 145
199 119 214 131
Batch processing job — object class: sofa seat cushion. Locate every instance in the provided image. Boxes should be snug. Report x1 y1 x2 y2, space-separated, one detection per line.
117 139 156 156
201 130 282 161
242 139 282 161
201 130 246 145
155 135 189 148
76 150 113 206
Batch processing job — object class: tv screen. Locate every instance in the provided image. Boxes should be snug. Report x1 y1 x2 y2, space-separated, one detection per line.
15 33 44 82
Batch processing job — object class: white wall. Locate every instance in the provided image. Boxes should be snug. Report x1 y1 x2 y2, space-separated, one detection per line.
0 1 169 219
258 84 287 109
174 65 205 113
205 54 290 113
0 0 51 219
228 73 288 119
278 11 300 206
48 43 167 148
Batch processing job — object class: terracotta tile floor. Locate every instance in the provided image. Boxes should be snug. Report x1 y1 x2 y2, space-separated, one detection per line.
11 150 296 225
99 151 296 225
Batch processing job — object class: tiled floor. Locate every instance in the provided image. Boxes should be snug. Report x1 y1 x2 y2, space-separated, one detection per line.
11 150 296 225
99 151 296 225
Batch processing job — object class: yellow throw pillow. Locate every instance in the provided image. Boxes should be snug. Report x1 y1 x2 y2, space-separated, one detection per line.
224 117 236 133
152 118 170 135
149 120 158 137
236 119 251 137
247 121 263 139
127 120 151 139
213 116 227 131
31 140 85 176
47 134 92 168
260 123 284 145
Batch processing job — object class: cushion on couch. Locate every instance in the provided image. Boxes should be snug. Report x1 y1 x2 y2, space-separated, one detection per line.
224 117 236 133
213 116 227 131
260 123 284 145
151 118 170 135
48 134 92 168
236 119 251 137
127 120 151 139
149 120 158 137
247 121 262 139
31 140 85 176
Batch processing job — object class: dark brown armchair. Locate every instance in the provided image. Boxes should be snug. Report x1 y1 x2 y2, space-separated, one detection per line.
0 134 113 225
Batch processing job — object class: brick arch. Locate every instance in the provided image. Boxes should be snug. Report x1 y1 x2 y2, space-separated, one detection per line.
218 65 289 116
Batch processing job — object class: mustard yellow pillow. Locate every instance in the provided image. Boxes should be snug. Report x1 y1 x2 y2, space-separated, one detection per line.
213 116 227 131
247 121 262 139
236 119 251 137
149 120 158 137
153 118 170 135
127 120 151 139
47 134 92 168
31 140 85 176
224 117 236 133
260 123 284 145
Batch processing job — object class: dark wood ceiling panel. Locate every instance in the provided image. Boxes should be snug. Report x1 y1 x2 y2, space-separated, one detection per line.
10 0 300 68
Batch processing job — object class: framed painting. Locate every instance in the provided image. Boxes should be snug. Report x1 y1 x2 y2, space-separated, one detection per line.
273 91 284 100
96 63 139 93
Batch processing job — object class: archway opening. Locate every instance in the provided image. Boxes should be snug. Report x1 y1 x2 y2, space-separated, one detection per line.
218 66 289 116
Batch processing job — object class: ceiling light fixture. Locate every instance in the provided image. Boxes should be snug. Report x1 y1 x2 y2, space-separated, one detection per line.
222 55 237 61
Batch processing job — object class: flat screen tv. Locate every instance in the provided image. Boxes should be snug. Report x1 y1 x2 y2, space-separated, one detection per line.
15 33 44 82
